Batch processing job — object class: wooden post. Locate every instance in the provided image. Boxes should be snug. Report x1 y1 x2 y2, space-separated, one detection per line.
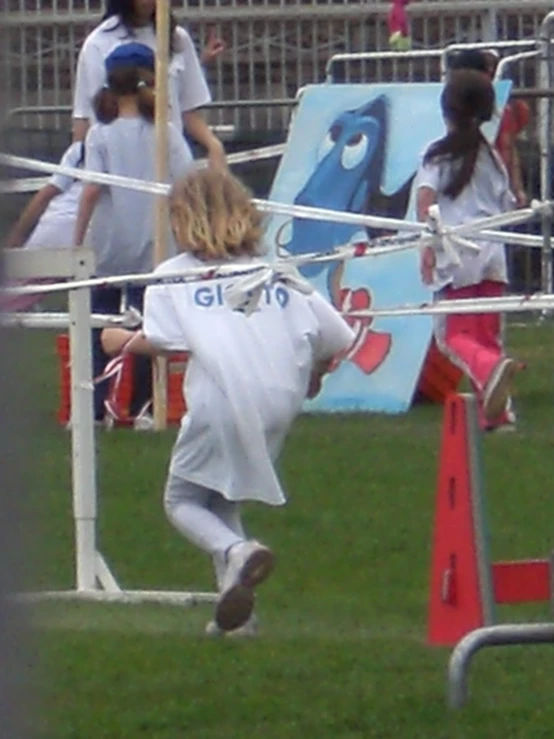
152 0 170 430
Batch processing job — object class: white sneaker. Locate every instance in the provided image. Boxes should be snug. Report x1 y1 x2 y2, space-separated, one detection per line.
483 358 518 421
205 613 259 639
486 422 517 434
215 540 274 632
133 412 155 431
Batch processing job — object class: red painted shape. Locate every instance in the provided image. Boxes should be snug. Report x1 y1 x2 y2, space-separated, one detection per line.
427 394 487 646
338 287 392 375
492 560 551 604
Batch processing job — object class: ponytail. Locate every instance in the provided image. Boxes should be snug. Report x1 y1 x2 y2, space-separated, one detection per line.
93 67 155 125
93 87 120 124
424 69 502 199
424 126 483 199
136 81 155 123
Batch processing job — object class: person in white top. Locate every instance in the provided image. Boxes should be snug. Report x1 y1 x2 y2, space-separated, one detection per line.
3 141 85 312
101 168 355 636
72 0 226 169
74 41 195 422
414 69 521 432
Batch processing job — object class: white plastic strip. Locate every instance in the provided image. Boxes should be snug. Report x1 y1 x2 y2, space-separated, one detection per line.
0 143 286 195
2 151 545 240
4 294 554 333
0 238 422 297
345 293 554 318
0 309 141 329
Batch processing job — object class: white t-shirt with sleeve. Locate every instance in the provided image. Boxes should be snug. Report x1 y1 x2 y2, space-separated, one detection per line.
414 140 515 290
84 117 194 276
24 141 84 251
143 252 355 506
73 18 211 132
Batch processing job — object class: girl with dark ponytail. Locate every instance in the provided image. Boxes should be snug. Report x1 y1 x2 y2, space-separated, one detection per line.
74 42 195 424
415 69 521 432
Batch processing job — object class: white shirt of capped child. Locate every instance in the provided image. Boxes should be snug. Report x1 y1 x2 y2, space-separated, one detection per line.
25 142 84 251
72 18 211 132
84 117 194 276
414 140 516 291
143 252 355 506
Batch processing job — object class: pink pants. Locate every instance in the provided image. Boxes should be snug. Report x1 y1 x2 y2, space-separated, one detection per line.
435 280 511 429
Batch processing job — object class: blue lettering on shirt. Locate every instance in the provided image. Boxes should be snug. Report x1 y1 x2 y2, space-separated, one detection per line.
193 283 290 309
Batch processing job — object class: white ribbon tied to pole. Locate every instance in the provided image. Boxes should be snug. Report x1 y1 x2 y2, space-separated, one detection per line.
425 204 481 268
224 263 314 316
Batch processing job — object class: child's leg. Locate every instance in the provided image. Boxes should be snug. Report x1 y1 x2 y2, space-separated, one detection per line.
209 495 246 591
434 284 497 390
124 286 153 417
164 475 244 559
164 474 274 631
435 283 516 425
476 281 516 428
91 287 122 421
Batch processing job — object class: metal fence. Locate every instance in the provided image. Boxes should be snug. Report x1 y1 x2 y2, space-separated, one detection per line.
3 1 554 292
3 0 554 132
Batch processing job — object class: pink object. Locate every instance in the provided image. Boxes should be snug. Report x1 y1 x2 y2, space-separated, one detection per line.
435 280 512 429
387 0 411 38
1 279 56 312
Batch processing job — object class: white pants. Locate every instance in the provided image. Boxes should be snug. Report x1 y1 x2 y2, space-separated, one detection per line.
164 474 246 590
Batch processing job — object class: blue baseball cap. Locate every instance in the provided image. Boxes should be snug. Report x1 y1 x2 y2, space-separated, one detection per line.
105 42 156 73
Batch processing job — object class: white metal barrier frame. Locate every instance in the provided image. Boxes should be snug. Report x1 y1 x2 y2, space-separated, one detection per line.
3 248 217 606
324 40 539 84
6 0 550 132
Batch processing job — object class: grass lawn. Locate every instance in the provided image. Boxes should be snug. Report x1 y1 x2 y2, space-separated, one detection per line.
11 321 554 738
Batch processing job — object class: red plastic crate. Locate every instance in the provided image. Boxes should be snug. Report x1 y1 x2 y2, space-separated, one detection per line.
56 334 188 426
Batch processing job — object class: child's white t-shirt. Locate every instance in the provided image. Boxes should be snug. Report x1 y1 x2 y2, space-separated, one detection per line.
73 19 210 132
143 252 355 506
84 117 194 276
414 140 515 290
24 142 84 251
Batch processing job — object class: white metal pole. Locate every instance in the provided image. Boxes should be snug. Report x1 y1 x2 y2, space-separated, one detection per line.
68 250 97 591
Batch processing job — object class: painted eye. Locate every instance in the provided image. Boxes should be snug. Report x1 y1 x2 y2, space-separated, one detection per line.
340 132 369 170
275 219 293 254
317 123 342 162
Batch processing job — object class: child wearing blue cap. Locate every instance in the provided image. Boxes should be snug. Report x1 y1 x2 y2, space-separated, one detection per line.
72 0 225 170
74 42 195 424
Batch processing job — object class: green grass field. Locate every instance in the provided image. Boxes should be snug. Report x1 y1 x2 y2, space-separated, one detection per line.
14 323 554 738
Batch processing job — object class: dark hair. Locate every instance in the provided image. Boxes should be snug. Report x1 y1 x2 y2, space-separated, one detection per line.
447 49 489 74
93 66 155 124
102 0 179 54
424 69 500 199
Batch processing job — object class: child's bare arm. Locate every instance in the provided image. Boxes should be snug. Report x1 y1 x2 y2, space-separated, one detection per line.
74 183 102 246
100 328 165 357
5 184 60 249
416 185 437 285
306 357 336 399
